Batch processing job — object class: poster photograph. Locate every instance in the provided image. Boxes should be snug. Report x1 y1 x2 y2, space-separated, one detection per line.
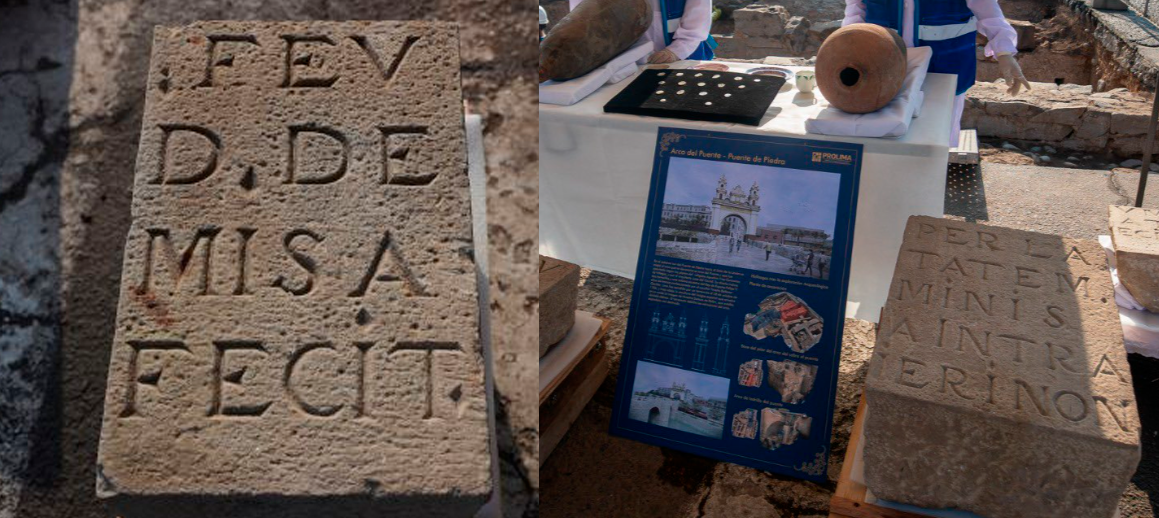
609 127 862 481
654 157 842 280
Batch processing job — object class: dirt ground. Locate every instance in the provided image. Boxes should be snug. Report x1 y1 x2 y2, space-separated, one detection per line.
540 157 1159 518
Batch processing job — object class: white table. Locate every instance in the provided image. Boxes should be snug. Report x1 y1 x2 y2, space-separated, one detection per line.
540 60 955 322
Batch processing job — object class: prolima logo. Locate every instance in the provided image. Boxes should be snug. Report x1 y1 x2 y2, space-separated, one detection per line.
812 151 853 165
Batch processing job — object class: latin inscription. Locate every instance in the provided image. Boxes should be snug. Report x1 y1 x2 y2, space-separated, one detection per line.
150 123 434 186
1111 205 1159 241
117 339 464 421
113 25 468 424
196 32 422 89
874 219 1135 433
98 21 488 498
132 227 434 299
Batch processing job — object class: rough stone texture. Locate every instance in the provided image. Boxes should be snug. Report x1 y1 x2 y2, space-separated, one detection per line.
539 255 578 356
963 81 1158 159
1066 0 1159 91
974 10 1090 89
1110 205 1159 313
93 21 490 502
0 1 69 514
717 0 845 25
0 1 538 517
864 216 1141 518
714 4 829 60
1007 19 1039 52
733 4 790 39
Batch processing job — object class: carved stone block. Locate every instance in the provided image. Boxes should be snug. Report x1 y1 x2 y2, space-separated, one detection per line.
95 22 490 507
539 255 579 356
1109 205 1159 312
864 216 1140 518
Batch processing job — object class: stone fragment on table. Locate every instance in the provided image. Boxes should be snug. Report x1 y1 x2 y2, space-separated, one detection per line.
1110 205 1159 312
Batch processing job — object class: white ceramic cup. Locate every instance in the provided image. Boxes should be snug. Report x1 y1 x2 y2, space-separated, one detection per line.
795 69 816 93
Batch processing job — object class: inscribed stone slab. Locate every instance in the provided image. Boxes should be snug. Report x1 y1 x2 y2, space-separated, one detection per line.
1109 204 1159 312
95 21 490 503
864 216 1140 518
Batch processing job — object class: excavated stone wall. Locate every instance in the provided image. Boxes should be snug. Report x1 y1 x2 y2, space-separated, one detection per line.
965 81 1157 158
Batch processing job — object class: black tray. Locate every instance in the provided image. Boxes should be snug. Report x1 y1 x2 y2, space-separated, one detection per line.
603 69 784 126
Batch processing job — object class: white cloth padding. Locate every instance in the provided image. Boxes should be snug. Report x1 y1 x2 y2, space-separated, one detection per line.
539 40 654 106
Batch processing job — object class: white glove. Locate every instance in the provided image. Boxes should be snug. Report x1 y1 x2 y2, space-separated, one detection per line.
647 48 679 64
997 52 1031 96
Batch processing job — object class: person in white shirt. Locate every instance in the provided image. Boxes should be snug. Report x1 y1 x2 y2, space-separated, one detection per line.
843 0 1031 145
569 0 716 64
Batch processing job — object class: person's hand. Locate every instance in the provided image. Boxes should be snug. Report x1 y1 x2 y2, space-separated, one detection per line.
997 52 1031 96
647 48 679 64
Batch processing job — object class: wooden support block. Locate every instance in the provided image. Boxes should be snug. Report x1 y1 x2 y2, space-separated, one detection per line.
540 312 608 405
540 335 610 462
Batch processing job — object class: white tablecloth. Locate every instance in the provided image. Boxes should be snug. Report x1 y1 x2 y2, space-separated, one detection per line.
540 60 956 322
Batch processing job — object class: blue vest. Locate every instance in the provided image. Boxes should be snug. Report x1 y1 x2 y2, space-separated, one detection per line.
864 0 977 94
658 0 717 61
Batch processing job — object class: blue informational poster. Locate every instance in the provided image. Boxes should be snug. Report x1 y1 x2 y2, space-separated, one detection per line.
609 127 863 481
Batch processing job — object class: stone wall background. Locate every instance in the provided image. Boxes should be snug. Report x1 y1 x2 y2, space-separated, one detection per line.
965 81 1159 159
0 0 538 517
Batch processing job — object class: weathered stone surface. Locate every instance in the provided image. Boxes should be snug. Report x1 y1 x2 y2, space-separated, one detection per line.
1111 111 1150 136
1110 205 1159 313
1027 103 1085 126
95 21 489 503
864 216 1141 518
1009 19 1038 51
0 2 68 514
734 5 790 39
783 16 811 54
539 255 579 356
1075 110 1111 139
967 81 1157 157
